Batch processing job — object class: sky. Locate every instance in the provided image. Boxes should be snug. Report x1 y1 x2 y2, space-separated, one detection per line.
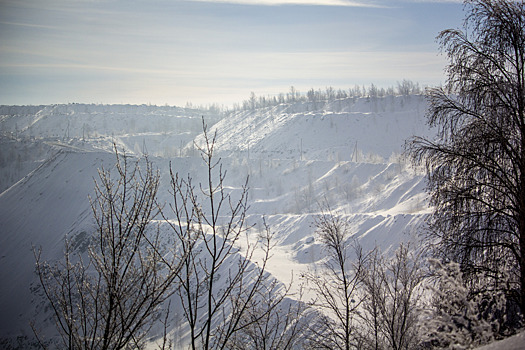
0 0 464 107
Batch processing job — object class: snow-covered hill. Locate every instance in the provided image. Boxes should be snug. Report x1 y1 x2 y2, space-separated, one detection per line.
197 95 431 161
0 96 434 347
0 104 223 193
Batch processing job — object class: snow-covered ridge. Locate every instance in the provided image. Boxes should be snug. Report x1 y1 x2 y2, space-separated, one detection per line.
0 103 222 142
196 94 433 161
0 104 224 193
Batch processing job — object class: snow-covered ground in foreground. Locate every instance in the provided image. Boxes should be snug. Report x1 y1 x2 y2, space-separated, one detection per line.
476 331 525 350
0 96 434 347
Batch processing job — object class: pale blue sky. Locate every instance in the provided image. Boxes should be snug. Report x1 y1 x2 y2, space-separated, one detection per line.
0 0 463 106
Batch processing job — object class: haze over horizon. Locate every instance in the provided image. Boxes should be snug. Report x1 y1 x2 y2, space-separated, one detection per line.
0 0 463 107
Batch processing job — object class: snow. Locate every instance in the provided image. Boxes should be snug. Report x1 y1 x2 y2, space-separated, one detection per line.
0 151 111 335
195 95 432 161
0 96 434 347
476 331 525 350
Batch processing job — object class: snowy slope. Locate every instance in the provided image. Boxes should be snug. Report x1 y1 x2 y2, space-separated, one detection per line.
196 95 432 161
0 96 433 347
0 150 111 342
193 95 432 285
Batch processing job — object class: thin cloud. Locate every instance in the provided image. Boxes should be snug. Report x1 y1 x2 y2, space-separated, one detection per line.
191 0 385 7
0 62 183 76
0 21 60 30
189 0 460 6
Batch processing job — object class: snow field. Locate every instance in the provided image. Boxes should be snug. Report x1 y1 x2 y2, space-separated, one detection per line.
0 95 434 347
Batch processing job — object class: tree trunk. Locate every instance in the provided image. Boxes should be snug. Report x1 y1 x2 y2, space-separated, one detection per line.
519 134 525 315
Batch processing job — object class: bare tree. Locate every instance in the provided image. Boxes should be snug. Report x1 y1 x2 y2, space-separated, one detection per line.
359 244 425 350
33 147 182 349
396 80 419 97
165 120 276 350
249 92 257 110
305 209 365 350
359 248 384 350
225 276 312 350
287 86 298 103
408 0 525 319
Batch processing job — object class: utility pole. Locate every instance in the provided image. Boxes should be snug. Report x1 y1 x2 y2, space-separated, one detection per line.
300 138 303 161
142 138 148 155
352 141 358 162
